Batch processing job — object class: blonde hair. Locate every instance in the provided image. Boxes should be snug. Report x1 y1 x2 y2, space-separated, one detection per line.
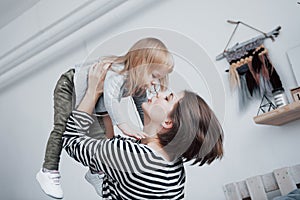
103 38 174 96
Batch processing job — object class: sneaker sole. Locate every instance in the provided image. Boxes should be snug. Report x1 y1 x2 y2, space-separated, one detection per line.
84 172 94 186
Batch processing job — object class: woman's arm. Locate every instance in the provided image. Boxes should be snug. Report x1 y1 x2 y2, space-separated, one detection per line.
62 62 145 177
77 62 108 114
63 110 100 167
63 109 147 174
62 62 109 170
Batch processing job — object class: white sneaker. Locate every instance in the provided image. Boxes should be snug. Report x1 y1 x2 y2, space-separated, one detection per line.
85 170 104 197
36 168 63 199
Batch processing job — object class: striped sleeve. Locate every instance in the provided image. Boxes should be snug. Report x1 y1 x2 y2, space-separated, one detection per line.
62 110 101 168
62 110 147 177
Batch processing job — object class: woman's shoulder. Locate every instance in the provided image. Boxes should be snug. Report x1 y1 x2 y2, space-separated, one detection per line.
109 136 152 153
111 136 182 164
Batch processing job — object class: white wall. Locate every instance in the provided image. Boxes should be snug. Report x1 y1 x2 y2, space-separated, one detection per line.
0 0 300 199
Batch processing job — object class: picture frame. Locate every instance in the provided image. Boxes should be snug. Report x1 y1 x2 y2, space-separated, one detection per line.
287 45 300 86
290 87 300 102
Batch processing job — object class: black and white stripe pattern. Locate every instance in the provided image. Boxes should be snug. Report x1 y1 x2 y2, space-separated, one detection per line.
63 110 185 199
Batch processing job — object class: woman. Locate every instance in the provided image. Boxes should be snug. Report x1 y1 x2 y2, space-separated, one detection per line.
63 63 224 199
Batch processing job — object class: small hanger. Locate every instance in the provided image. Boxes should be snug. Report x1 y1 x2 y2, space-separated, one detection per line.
216 20 281 61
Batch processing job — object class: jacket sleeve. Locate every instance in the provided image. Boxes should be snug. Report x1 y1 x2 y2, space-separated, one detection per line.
103 71 128 125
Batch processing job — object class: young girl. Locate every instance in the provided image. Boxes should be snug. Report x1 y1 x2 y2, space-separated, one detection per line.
36 37 174 199
75 37 174 139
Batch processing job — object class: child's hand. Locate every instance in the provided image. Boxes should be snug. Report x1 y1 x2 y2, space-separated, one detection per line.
125 130 148 140
117 123 147 140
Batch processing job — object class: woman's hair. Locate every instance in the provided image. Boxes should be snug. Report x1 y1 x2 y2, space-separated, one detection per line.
103 38 174 96
157 90 224 166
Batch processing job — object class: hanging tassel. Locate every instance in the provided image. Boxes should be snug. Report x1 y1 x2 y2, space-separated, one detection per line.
259 49 270 80
245 68 258 96
237 63 249 75
250 52 262 85
264 54 283 90
229 63 241 90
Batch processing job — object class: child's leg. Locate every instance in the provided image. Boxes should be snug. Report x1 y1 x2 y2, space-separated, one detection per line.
37 69 75 199
132 93 147 125
103 115 114 139
87 114 107 140
43 69 75 170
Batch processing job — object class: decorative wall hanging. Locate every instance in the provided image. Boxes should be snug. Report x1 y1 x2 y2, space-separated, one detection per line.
216 20 283 110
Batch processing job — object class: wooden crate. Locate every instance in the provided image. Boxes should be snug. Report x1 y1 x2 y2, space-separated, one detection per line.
224 164 300 200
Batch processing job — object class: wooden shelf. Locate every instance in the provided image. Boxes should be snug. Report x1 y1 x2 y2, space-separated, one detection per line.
253 101 300 125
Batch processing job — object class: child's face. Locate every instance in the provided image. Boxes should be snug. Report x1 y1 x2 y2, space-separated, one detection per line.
145 66 170 89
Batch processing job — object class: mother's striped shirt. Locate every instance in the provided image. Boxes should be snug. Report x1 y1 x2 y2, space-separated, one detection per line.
63 110 185 199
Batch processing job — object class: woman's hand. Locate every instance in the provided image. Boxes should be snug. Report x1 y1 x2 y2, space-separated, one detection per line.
77 62 110 114
117 123 148 140
86 61 110 100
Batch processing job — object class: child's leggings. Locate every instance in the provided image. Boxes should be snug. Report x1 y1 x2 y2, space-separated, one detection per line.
42 69 106 170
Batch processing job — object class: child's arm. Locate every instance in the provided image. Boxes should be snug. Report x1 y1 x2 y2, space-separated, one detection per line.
132 94 147 125
103 115 114 139
62 64 142 176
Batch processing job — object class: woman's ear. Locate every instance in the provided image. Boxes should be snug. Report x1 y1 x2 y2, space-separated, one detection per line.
161 119 173 129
